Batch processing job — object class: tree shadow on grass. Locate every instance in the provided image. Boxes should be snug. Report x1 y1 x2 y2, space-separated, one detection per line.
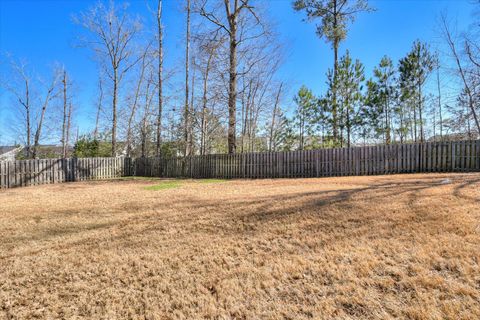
6 175 478 257
157 175 480 244
1 221 118 259
76 177 452 250
452 177 480 202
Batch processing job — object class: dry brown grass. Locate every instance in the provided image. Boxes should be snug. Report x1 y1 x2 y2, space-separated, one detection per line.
1 173 479 319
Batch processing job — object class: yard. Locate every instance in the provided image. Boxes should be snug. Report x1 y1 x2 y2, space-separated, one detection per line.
1 173 479 319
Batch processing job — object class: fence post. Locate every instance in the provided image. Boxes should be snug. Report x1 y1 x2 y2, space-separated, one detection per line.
1 140 480 189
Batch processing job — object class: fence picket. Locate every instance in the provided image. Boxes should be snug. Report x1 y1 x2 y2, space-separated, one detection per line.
2 140 480 190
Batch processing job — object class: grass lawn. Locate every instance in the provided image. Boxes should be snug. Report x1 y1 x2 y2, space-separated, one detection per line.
143 180 183 191
143 178 226 191
0 173 479 319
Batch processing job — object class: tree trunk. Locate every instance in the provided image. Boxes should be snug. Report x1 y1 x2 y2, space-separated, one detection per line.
269 83 282 152
299 116 304 151
346 104 351 148
184 0 192 157
413 104 417 142
240 75 248 153
62 70 68 158
190 63 195 153
141 128 147 158
442 18 480 135
227 25 237 154
33 87 54 159
25 79 31 158
332 40 339 144
436 65 443 140
385 96 391 144
418 83 424 142
331 0 339 144
126 54 146 157
112 69 118 157
94 79 103 140
141 80 154 158
200 53 213 155
66 102 72 157
399 111 404 144
156 0 163 157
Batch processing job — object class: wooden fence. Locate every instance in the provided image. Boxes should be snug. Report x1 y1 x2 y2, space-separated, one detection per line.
135 140 480 179
0 157 133 189
1 140 479 189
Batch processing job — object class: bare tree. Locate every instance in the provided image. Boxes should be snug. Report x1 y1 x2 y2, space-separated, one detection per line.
237 33 283 153
440 14 480 135
93 78 104 140
75 1 142 156
62 70 68 157
66 101 73 156
199 0 265 154
184 0 193 156
435 55 443 140
190 57 196 154
139 70 157 157
269 82 283 152
196 32 223 155
125 45 152 157
61 69 73 158
5 58 60 158
32 69 61 159
6 59 33 157
156 0 164 157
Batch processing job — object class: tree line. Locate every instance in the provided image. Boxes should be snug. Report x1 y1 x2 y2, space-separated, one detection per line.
2 0 480 159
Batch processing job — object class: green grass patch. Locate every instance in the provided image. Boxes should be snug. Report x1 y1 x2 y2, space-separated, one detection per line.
144 181 182 191
197 179 226 184
113 176 162 181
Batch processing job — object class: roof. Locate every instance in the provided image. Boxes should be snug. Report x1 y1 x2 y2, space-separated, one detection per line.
0 146 19 155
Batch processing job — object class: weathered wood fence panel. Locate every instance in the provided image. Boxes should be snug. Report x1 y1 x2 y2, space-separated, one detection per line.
136 140 480 179
0 157 133 189
2 141 479 189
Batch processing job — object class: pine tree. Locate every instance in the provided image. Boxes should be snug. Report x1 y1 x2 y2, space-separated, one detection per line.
336 50 365 147
293 86 319 150
399 40 434 142
293 0 373 144
365 56 397 144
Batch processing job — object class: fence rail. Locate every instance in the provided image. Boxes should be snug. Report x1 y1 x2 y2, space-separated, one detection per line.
135 140 480 179
0 157 133 189
1 140 479 189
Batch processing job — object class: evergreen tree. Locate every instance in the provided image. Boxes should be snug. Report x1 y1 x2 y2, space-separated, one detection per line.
293 86 319 150
362 79 381 144
365 56 397 144
336 51 365 147
399 40 434 142
276 117 298 152
317 95 334 147
293 0 373 144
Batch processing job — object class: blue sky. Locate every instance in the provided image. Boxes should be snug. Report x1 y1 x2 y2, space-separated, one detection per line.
0 0 475 145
